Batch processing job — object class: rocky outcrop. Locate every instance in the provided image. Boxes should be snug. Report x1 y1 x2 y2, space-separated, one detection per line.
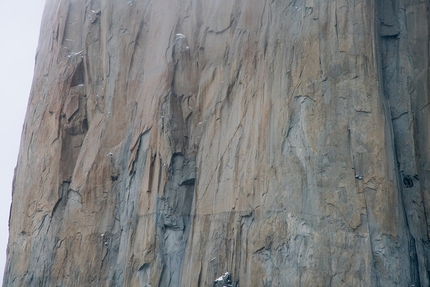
4 0 430 286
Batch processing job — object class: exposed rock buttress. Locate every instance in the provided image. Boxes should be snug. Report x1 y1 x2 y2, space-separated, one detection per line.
4 0 430 286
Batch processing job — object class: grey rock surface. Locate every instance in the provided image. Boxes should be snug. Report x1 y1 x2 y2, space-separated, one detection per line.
4 0 430 286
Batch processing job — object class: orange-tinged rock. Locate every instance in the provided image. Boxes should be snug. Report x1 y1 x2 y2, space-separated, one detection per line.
4 0 430 286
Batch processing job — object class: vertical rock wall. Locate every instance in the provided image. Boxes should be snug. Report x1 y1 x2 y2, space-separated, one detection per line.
379 0 430 285
4 0 430 286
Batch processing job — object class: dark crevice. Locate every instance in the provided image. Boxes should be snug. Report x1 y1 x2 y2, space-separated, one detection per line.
377 0 430 285
138 263 149 272
156 154 195 286
409 237 421 287
51 181 70 218
70 60 85 87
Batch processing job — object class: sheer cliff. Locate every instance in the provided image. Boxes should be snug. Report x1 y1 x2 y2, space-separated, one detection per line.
4 0 430 286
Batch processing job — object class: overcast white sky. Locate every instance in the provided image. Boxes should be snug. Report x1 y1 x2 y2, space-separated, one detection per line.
0 0 45 283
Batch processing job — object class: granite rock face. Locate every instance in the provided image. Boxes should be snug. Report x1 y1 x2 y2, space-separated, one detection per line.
4 0 430 286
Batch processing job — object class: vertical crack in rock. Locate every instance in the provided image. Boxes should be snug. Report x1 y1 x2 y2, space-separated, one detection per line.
156 154 195 287
378 0 430 286
155 30 197 287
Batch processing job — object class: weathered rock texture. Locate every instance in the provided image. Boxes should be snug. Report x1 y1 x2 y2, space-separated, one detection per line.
4 0 430 286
